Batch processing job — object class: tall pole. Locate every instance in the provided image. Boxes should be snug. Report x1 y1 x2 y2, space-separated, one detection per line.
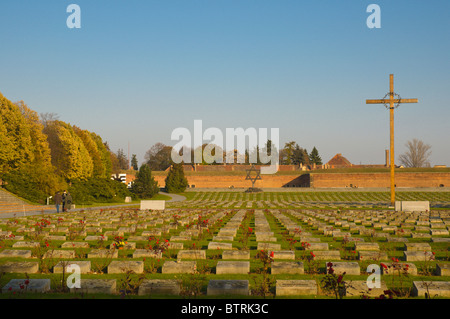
389 74 395 206
366 74 418 208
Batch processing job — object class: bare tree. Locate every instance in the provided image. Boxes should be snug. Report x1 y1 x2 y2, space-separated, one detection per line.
40 112 60 127
398 139 432 168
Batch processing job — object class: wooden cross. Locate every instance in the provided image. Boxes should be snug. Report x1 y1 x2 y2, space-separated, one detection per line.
366 74 418 206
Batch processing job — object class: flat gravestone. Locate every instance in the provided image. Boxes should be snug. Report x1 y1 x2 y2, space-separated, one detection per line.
0 262 39 274
53 261 91 274
207 280 249 296
404 251 435 262
127 236 149 242
345 280 388 298
218 229 237 237
0 250 32 259
44 250 75 259
257 243 281 251
46 235 66 241
381 262 417 276
2 279 51 293
88 249 119 259
355 243 380 251
61 242 89 249
272 251 295 260
432 238 450 243
162 261 196 274
108 261 144 274
170 236 191 242
133 249 162 258
276 280 318 296
271 262 304 275
326 262 360 275
70 279 116 294
177 250 206 260
140 200 165 211
436 264 450 276
208 242 232 250
138 279 181 296
168 242 184 250
216 261 250 274
222 250 250 260
404 243 431 251
387 237 409 243
304 243 328 250
255 235 277 242
395 201 429 212
213 236 234 242
413 281 450 298
109 242 136 250
358 251 388 261
431 229 449 236
312 250 341 260
411 233 431 239
12 241 40 248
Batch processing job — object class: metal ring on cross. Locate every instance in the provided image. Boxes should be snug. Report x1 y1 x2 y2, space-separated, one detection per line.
383 92 402 109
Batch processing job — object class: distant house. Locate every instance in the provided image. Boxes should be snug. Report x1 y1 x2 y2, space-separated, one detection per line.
326 154 353 169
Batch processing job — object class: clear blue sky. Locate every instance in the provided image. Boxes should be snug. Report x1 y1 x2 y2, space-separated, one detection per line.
1 0 449 166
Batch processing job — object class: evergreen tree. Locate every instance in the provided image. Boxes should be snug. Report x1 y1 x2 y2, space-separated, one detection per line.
131 164 159 199
309 146 323 165
165 163 188 193
117 149 129 170
131 154 138 170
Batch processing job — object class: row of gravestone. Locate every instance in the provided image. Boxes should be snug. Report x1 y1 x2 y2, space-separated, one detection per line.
2 277 450 298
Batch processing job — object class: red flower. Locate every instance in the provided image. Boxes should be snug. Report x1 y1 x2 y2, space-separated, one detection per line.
337 275 343 283
248 228 253 233
327 262 333 268
381 263 388 269
270 251 274 258
310 252 315 257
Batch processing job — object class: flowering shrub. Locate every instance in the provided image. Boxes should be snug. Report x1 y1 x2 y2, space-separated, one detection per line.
146 236 170 255
320 262 348 299
112 236 127 249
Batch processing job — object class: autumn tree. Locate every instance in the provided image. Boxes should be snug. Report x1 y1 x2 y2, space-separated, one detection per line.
73 126 105 178
145 143 173 171
43 120 94 181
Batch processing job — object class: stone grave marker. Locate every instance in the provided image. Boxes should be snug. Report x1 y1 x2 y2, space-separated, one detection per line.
412 281 450 298
215 261 250 274
276 280 318 296
0 262 39 274
162 261 196 274
222 250 250 260
70 279 117 294
138 279 181 296
271 262 304 275
2 279 51 293
108 261 144 274
207 280 249 296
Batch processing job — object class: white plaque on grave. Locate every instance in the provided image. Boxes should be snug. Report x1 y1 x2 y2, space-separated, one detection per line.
140 200 165 210
395 201 429 212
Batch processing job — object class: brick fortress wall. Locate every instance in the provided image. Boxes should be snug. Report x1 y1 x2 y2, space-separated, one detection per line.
153 172 449 188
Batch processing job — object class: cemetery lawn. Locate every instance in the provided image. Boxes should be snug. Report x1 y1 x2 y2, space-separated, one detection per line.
0 193 449 299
